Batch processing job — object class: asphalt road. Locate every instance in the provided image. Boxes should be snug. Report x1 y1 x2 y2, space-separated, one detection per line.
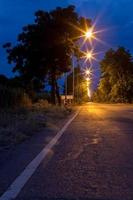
2 103 133 200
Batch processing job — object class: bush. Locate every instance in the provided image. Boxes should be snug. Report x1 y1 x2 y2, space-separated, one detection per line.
32 92 51 103
33 99 49 110
0 85 32 108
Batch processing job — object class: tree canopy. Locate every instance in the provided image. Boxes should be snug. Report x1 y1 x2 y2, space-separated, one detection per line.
3 5 91 105
93 47 133 103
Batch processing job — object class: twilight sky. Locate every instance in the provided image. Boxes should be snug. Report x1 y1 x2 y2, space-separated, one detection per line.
0 0 133 77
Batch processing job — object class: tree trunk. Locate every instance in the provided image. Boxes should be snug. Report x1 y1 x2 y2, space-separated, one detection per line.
55 80 61 106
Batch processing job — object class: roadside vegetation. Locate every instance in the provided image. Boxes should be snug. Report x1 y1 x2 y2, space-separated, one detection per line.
93 47 133 103
0 92 71 150
0 76 72 150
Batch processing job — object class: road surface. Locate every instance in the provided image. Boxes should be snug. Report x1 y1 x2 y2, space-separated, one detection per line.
1 103 133 200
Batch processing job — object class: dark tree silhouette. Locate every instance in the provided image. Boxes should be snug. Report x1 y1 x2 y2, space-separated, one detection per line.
4 6 91 105
0 74 9 85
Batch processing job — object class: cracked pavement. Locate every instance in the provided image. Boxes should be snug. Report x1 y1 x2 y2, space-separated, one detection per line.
2 103 133 200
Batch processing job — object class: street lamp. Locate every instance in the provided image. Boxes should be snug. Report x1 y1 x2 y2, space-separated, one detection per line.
85 29 93 39
86 77 90 81
86 52 93 60
85 68 92 76
82 50 97 63
86 70 90 76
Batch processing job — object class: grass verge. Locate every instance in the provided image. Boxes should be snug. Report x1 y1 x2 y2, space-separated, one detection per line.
0 102 72 151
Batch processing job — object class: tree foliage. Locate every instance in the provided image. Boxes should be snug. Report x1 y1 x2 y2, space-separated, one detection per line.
93 47 133 103
3 6 91 105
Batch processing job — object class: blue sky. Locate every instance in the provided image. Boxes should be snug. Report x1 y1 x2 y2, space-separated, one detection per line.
0 0 133 77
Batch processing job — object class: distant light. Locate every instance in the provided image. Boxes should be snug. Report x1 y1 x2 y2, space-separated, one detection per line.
84 67 93 77
82 49 97 62
86 70 91 76
86 52 93 59
88 88 91 98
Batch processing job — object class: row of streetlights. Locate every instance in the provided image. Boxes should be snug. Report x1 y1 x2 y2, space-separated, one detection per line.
79 28 96 100
65 26 97 103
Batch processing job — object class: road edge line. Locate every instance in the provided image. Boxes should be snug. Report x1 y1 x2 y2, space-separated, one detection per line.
0 109 80 200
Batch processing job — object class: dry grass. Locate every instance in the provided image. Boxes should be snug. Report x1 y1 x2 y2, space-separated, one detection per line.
0 101 72 150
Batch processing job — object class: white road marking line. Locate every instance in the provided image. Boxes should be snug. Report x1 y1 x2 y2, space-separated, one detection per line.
0 110 80 200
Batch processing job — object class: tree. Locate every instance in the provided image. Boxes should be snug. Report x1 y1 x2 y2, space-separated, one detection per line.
0 74 9 86
4 6 91 105
93 47 133 103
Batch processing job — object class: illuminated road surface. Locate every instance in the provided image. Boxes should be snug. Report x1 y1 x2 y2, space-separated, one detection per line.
8 104 133 199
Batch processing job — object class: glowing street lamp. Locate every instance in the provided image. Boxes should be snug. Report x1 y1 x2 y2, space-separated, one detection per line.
86 77 90 81
81 50 95 63
86 52 93 60
82 49 98 63
85 29 93 39
85 68 92 76
84 67 93 78
86 70 90 76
